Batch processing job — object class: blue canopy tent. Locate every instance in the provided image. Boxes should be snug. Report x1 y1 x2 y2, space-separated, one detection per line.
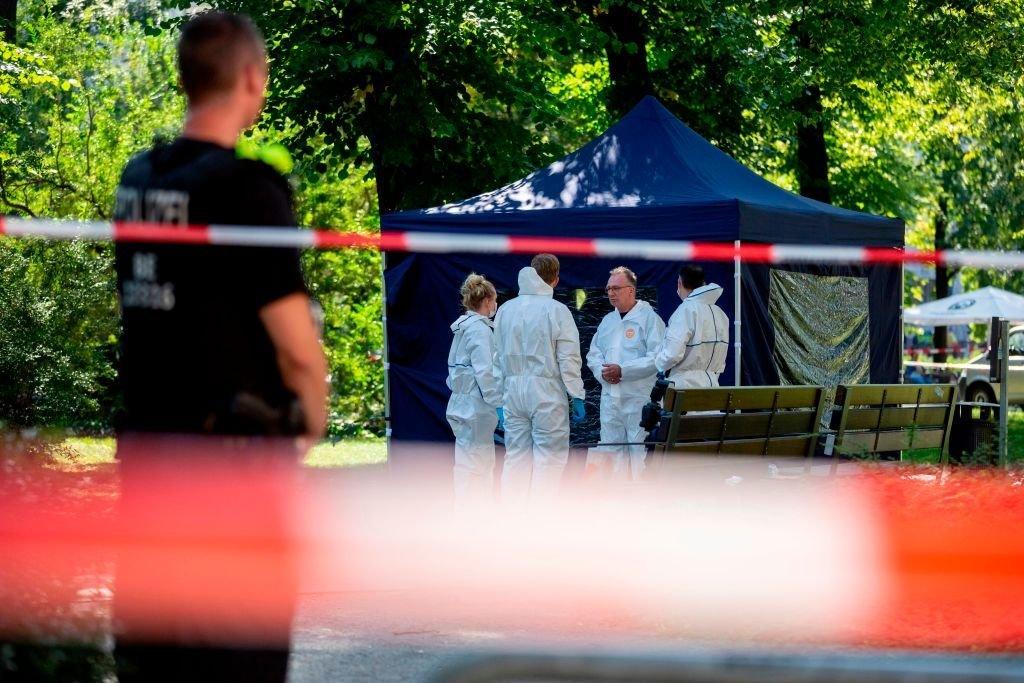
382 96 904 447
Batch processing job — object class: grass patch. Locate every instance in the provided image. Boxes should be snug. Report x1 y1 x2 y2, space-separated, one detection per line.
58 437 117 468
901 408 1024 465
40 412 1024 470
305 439 386 467
49 436 386 469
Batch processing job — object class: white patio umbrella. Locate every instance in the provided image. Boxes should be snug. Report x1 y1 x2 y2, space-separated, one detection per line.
904 286 1024 326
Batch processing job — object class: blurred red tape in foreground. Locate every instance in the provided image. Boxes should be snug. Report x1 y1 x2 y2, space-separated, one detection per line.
1 441 1023 650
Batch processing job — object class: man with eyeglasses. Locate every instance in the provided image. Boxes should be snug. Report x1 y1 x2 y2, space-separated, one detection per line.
585 266 666 480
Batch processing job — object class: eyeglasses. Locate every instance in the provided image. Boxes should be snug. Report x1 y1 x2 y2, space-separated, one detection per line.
604 285 635 294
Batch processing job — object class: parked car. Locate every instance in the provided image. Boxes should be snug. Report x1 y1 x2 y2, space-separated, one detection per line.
959 325 1024 405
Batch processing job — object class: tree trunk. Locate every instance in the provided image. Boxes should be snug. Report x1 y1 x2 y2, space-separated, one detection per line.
0 0 15 43
794 84 831 204
791 17 831 204
588 2 653 119
362 25 435 214
933 197 950 363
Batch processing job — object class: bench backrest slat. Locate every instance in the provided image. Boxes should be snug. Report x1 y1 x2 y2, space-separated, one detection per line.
659 385 826 458
671 411 820 441
836 429 946 454
665 386 824 412
833 382 958 462
841 405 949 430
836 384 955 406
666 435 816 457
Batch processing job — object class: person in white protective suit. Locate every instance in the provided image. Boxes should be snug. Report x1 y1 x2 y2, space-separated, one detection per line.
446 273 502 503
494 254 585 500
655 264 729 388
586 266 665 481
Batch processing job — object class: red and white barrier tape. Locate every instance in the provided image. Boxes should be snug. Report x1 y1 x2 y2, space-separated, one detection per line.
3 455 1024 649
3 215 1024 268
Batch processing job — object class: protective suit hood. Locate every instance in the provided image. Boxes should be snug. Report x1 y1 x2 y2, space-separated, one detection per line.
686 283 724 305
450 311 493 333
656 283 729 386
517 267 553 296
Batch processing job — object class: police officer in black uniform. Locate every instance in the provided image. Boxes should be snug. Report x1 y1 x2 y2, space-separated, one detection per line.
112 12 328 682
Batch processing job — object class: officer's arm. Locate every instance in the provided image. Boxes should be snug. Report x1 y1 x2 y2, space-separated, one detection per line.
467 323 503 408
621 313 667 381
654 308 695 374
555 308 585 400
585 322 607 385
260 292 329 438
492 307 505 389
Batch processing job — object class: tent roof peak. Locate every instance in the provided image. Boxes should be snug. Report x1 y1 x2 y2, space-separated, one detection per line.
382 96 902 247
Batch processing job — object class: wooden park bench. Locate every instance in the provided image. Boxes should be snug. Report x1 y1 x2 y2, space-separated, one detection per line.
827 383 958 468
654 385 827 459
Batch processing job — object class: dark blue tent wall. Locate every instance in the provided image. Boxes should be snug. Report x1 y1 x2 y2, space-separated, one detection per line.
386 251 733 442
382 97 904 443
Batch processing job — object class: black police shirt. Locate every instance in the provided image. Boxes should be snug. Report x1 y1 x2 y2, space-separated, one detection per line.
112 138 307 434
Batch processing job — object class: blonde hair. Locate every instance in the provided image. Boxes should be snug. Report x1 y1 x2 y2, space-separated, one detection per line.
609 266 637 287
460 273 496 311
531 253 560 285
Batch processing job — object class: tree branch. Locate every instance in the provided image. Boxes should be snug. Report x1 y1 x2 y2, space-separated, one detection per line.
83 87 105 217
0 162 37 217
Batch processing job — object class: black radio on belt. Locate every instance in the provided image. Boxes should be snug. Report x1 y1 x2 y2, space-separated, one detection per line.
204 391 306 436
639 374 672 433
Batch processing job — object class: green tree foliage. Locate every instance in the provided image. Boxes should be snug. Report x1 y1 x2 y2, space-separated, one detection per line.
206 0 572 212
0 2 394 435
238 121 388 437
0 0 180 430
0 241 118 429
1 1 182 220
929 85 1024 296
3 0 1024 433
292 140 386 437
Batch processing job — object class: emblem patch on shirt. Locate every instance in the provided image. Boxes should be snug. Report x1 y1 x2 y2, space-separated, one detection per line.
625 328 636 339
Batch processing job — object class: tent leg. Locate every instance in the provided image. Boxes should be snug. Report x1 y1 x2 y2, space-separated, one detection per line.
899 264 905 384
734 240 742 387
380 252 392 463
999 319 1009 468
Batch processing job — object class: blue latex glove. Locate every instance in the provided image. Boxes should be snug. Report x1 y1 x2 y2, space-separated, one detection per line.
496 407 505 430
571 397 586 423
656 371 666 381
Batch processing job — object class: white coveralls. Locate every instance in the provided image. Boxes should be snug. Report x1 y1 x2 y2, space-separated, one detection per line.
446 311 503 502
494 267 584 499
655 283 730 387
586 300 666 480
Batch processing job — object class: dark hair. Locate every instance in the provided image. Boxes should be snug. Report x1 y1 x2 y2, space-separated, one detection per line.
178 12 265 104
531 253 560 285
679 264 705 291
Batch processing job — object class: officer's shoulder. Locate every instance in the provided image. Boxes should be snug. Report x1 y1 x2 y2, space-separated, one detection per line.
119 148 155 182
234 157 292 196
550 299 573 314
124 148 153 168
640 302 662 319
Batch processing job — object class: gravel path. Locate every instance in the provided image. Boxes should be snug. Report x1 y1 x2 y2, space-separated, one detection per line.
287 590 670 682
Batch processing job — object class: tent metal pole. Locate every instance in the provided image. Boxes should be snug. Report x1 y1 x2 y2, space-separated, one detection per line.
734 239 742 387
999 318 1009 468
380 252 392 462
899 263 905 383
